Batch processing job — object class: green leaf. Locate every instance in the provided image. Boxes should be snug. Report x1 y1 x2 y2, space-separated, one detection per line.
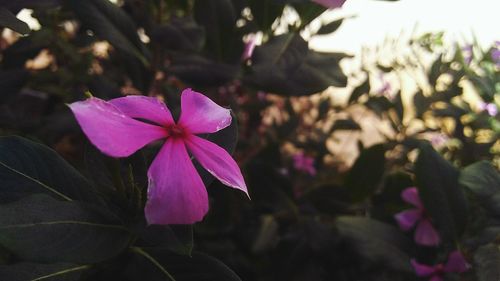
247 34 347 96
336 216 413 272
316 18 344 35
136 224 194 256
0 194 131 263
344 144 386 202
193 0 243 62
0 136 104 205
0 262 89 281
66 0 150 66
415 143 468 246
126 248 242 281
248 0 284 31
474 244 500 281
460 161 500 216
0 7 30 35
168 55 239 87
348 79 370 104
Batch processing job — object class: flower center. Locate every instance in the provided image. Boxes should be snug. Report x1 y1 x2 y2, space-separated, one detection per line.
165 124 186 138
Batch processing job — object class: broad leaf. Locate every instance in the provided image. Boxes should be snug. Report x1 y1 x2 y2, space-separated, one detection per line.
415 143 468 246
168 55 239 87
248 0 284 31
474 244 500 281
0 7 30 35
0 262 88 281
0 136 104 205
460 161 500 215
194 0 243 62
125 248 242 281
151 18 205 52
66 0 150 66
247 34 347 96
336 216 414 272
345 144 386 202
0 194 131 263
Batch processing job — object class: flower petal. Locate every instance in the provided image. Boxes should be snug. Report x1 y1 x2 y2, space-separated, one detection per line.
401 187 423 208
444 251 469 273
185 135 248 196
108 95 174 126
415 219 440 246
312 0 346 9
145 139 208 225
411 259 436 277
394 209 421 231
178 88 231 134
69 98 167 157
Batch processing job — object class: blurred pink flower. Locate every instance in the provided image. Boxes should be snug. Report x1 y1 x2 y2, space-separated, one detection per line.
461 44 473 65
69 89 248 225
394 187 440 246
430 133 448 149
478 101 498 116
293 152 317 176
412 251 469 281
312 0 346 9
242 34 257 61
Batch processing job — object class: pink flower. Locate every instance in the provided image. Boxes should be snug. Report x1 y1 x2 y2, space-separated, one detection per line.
69 89 248 225
394 187 440 246
312 0 346 9
478 101 498 116
412 251 469 281
293 152 317 176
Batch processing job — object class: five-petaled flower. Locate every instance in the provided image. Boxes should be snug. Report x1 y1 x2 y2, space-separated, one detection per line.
394 187 440 246
69 88 248 225
412 251 469 281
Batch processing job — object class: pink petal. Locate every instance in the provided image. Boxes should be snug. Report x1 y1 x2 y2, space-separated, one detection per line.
394 209 421 231
415 219 440 246
69 98 167 157
411 259 436 277
401 187 423 208
444 251 469 273
178 88 232 134
185 135 248 196
108 95 174 126
145 139 208 225
312 0 346 9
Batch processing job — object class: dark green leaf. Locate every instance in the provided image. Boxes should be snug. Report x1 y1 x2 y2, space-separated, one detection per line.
348 79 370 104
136 223 194 256
126 248 242 281
460 161 500 215
0 7 30 35
66 0 150 66
0 194 131 263
248 0 284 31
193 0 243 62
345 144 386 202
474 244 500 281
0 262 88 281
336 216 413 272
330 118 361 132
151 18 205 52
316 18 344 35
168 55 239 87
415 143 468 246
0 136 104 205
247 34 347 96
